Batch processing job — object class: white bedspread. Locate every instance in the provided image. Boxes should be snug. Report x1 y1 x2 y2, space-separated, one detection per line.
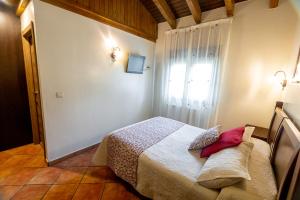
136 125 218 200
93 123 277 200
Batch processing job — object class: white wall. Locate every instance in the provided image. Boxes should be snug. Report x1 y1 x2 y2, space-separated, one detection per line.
291 0 300 14
290 0 300 73
21 0 155 161
283 84 300 128
154 0 299 130
283 0 300 129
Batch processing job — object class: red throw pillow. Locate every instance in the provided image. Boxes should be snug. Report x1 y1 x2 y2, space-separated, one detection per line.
200 127 245 158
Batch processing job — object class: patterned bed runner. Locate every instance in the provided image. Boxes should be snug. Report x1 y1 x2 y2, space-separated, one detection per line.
107 117 184 186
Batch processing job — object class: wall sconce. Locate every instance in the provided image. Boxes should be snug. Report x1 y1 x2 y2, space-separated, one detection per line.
274 70 287 90
111 46 121 63
105 37 122 63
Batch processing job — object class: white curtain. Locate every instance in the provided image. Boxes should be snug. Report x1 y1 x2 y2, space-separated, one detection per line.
156 19 231 129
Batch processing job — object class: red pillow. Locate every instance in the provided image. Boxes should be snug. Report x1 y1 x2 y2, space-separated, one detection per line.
200 127 245 158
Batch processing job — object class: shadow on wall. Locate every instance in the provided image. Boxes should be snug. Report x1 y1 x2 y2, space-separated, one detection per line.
291 0 300 15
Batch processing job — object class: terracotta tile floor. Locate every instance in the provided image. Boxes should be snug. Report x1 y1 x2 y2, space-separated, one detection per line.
0 144 147 200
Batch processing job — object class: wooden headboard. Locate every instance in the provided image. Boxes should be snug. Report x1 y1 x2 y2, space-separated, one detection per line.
268 107 288 154
270 118 300 200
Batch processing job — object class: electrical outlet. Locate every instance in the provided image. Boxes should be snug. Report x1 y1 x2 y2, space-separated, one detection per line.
56 92 64 98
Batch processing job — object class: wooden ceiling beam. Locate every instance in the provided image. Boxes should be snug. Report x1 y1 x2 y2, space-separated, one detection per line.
224 0 235 17
270 0 279 8
153 0 177 29
186 0 202 24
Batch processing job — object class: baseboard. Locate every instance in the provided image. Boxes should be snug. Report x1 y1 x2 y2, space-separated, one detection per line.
47 143 99 166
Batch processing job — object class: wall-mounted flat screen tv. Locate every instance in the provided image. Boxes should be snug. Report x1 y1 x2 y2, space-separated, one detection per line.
127 55 145 74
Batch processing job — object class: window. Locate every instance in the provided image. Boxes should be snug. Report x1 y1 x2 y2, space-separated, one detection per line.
168 63 186 104
167 62 213 108
159 21 230 128
188 63 213 107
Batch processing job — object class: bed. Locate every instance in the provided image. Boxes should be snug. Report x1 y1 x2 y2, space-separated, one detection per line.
93 112 300 200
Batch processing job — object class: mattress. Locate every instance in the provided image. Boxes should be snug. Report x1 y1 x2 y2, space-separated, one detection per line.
93 120 277 200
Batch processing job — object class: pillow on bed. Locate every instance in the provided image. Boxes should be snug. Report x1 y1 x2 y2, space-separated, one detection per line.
242 126 255 142
188 125 221 150
197 142 253 189
200 127 245 157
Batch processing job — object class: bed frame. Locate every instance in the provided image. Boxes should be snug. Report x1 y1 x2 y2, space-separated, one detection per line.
268 108 300 200
268 107 288 154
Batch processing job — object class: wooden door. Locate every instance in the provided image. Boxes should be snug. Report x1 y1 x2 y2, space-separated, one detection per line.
21 22 45 148
0 2 32 151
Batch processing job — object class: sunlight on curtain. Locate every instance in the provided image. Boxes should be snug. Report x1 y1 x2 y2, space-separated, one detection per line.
156 19 232 128
168 63 187 105
188 63 213 107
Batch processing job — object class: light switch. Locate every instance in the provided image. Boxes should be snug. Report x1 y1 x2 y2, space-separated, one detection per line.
56 92 64 98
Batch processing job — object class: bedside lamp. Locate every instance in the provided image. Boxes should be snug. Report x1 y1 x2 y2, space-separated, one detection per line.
274 70 287 90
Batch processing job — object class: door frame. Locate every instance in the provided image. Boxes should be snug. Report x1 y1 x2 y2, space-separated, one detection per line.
21 22 46 151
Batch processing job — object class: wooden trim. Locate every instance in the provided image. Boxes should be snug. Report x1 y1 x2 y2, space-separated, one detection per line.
40 0 157 42
21 22 38 145
153 0 176 29
22 21 33 38
186 0 202 24
270 0 279 8
22 22 47 159
47 143 99 166
16 0 30 16
22 22 43 145
224 0 235 17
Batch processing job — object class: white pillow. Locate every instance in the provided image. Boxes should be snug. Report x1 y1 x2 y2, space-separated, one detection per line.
188 125 221 150
243 126 255 142
197 142 254 189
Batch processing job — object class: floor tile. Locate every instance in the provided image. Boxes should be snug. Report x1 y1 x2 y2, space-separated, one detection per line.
28 167 62 185
11 185 50 200
43 184 78 200
24 155 48 167
81 167 117 183
102 183 140 200
72 183 104 200
0 167 20 180
39 148 45 156
0 155 34 168
5 144 42 155
0 168 41 186
0 152 12 164
55 152 93 167
0 144 143 200
55 167 87 184
0 186 22 200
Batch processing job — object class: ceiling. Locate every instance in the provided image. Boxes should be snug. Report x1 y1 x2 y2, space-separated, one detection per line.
140 0 247 23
